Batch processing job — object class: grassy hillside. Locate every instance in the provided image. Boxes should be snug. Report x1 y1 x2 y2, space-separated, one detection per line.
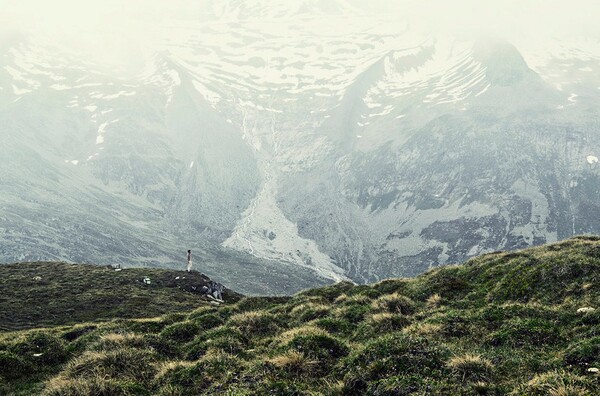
1 237 599 395
0 262 242 331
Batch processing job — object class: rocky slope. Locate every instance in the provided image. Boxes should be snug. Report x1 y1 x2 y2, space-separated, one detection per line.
2 0 600 290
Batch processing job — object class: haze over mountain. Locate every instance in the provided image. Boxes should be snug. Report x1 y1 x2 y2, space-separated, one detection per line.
1 0 600 293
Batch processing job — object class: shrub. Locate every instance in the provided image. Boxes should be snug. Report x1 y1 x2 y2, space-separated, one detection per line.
227 311 279 337
155 384 185 396
187 306 218 321
338 294 372 307
184 327 247 360
347 285 381 299
372 279 412 296
65 331 102 355
266 351 315 375
254 380 308 395
477 303 568 330
564 337 600 368
275 326 348 374
160 313 188 325
124 319 166 334
439 310 474 338
157 350 242 391
342 333 449 393
159 321 200 343
371 293 416 315
61 326 97 342
312 318 353 336
417 266 471 300
510 370 597 395
190 313 225 331
9 332 68 366
92 333 147 351
284 332 349 367
353 313 410 340
290 302 331 322
487 318 563 347
402 322 443 337
447 354 494 382
154 361 194 386
576 308 600 327
42 375 148 396
362 375 440 396
426 293 443 308
0 350 31 379
63 348 157 382
296 281 355 302
235 296 292 312
276 326 329 344
332 304 371 324
143 334 179 358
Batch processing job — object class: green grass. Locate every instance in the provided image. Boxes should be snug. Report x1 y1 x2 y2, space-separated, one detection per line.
1 236 599 395
0 262 242 331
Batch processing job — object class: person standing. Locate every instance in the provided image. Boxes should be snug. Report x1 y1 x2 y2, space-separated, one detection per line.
187 249 192 272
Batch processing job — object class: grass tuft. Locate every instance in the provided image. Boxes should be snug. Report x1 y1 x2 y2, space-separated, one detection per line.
447 354 494 382
1 237 600 395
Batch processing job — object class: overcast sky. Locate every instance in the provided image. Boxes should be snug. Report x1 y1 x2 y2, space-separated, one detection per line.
1 0 598 36
1 0 598 71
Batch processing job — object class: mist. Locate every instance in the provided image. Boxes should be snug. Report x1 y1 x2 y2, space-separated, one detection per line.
1 0 598 73
2 0 600 289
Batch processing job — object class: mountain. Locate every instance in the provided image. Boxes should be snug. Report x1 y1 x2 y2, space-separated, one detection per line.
1 237 598 395
200 0 360 20
2 1 600 291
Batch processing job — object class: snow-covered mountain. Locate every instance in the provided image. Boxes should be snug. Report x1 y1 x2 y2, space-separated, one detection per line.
2 1 600 292
201 0 360 20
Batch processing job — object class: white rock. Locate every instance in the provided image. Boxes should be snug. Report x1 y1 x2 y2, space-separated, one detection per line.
577 307 596 313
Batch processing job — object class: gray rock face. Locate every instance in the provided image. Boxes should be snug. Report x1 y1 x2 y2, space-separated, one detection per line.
1 2 600 291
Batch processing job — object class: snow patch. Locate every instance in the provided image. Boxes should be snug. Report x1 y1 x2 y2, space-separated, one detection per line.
475 83 491 97
223 170 346 282
102 91 136 100
12 85 31 95
192 80 221 107
50 84 71 91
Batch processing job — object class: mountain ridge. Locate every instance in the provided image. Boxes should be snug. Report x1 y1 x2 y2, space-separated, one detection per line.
2 9 600 291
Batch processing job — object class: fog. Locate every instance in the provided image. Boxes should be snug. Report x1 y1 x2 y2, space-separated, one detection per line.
1 0 598 72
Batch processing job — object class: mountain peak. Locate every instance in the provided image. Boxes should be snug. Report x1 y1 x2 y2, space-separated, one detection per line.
473 38 536 86
204 0 359 20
